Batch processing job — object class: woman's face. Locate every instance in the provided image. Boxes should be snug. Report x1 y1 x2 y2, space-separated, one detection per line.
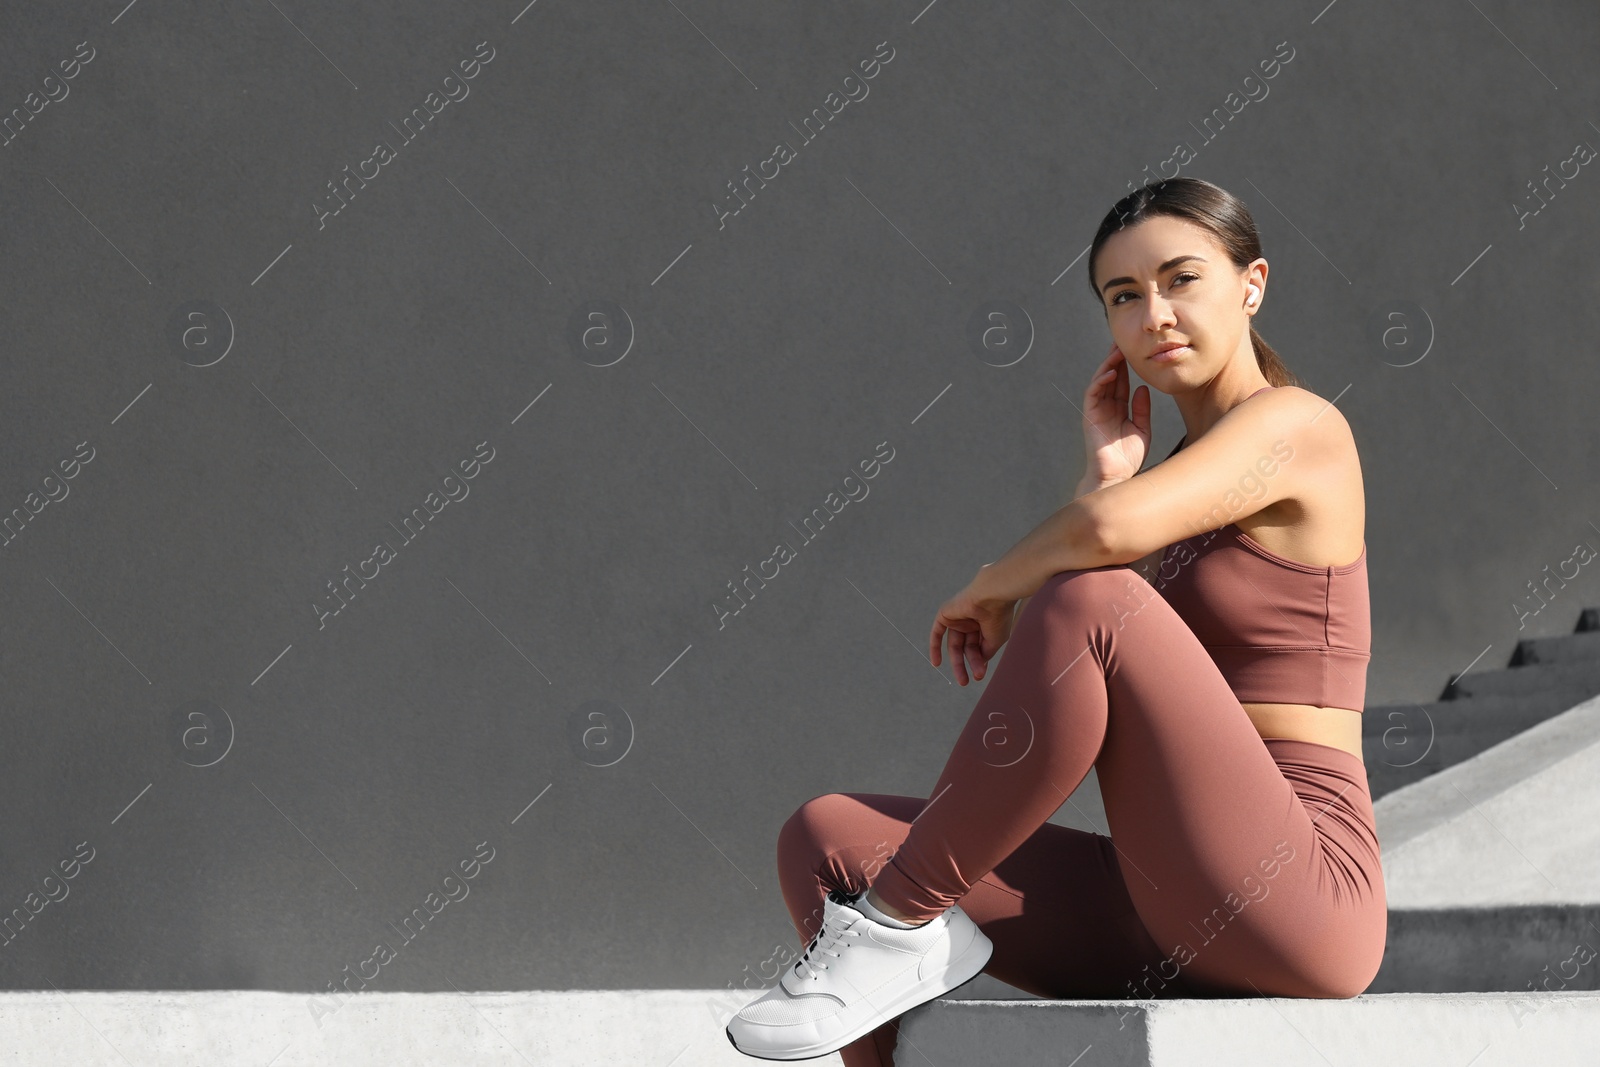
1092 215 1265 393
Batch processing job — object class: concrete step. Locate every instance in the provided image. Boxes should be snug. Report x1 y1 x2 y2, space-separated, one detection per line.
1438 658 1600 702
1358 607 1600 800
1510 624 1600 667
1375 906 1600 993
6 990 1599 1066
938 907 1600 999
1356 691 1600 998
1373 692 1600 904
899 993 1600 1066
1362 694 1586 799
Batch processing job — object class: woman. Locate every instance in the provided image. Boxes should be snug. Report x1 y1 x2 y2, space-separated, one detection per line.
726 177 1384 1065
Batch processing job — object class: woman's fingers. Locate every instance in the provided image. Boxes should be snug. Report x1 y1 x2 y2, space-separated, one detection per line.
932 595 1009 685
946 626 966 684
1085 345 1119 393
963 635 983 683
1088 368 1118 411
931 613 967 672
948 623 978 685
1090 350 1128 403
953 633 979 684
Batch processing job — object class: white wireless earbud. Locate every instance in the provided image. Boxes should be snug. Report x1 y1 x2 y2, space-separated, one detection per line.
1246 284 1260 306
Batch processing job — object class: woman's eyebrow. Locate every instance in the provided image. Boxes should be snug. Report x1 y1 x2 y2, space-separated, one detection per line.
1099 254 1208 295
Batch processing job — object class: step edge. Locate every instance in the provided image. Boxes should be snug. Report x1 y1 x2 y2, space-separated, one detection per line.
1374 691 1600 854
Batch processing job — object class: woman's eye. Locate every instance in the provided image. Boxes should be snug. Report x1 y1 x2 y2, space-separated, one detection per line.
1110 273 1197 306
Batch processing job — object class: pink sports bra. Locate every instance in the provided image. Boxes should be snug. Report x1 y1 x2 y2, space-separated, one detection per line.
1148 387 1371 712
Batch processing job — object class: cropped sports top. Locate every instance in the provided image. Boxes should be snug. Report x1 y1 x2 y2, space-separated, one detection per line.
1148 387 1371 712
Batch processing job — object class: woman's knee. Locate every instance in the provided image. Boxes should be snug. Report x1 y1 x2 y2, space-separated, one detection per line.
777 793 852 867
1028 564 1150 623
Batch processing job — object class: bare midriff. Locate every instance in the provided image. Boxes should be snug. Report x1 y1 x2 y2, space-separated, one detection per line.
1241 702 1364 761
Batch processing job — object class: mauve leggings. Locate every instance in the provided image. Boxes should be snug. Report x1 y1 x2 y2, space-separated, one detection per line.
774 564 1387 1067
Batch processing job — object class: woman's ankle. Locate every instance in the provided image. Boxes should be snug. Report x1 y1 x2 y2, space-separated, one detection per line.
865 887 931 927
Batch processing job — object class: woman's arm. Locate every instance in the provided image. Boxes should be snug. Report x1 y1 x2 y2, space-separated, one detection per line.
1080 388 1323 564
992 425 1203 607
1012 471 1137 618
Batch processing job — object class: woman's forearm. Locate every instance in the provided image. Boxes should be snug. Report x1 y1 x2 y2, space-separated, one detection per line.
1072 473 1122 501
973 498 1113 603
977 474 1128 607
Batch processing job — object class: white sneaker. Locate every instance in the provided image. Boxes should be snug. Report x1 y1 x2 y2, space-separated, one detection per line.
725 887 994 1061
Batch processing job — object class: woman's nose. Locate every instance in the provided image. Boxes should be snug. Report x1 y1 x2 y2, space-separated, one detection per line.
1142 300 1176 331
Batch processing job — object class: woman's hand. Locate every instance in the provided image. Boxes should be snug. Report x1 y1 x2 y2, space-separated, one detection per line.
1081 343 1152 485
929 569 1018 686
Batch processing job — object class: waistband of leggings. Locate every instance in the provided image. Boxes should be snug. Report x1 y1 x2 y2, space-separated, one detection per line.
1262 737 1382 864
1260 736 1370 783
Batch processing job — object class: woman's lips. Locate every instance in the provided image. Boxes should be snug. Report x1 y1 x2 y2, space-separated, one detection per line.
1151 345 1191 363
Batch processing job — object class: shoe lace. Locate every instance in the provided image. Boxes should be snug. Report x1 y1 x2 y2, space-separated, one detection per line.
792 907 860 982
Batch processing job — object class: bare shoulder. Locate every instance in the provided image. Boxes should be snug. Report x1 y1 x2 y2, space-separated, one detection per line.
1271 384 1357 451
1247 383 1344 422
1090 383 1362 566
1237 386 1365 561
1230 385 1357 459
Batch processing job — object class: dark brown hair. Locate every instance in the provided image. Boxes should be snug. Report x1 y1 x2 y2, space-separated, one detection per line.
1087 177 1300 388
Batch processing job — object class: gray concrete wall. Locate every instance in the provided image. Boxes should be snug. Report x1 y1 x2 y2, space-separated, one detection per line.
1 0 1599 993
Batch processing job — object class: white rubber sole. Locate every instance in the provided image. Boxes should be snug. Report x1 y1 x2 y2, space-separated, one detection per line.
724 925 994 1061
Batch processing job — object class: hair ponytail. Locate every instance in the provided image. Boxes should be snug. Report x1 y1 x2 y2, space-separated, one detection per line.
1249 324 1300 387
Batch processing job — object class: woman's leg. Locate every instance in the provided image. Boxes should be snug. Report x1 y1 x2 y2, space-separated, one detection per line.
870 572 1382 998
833 563 1383 1058
776 791 1180 1067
